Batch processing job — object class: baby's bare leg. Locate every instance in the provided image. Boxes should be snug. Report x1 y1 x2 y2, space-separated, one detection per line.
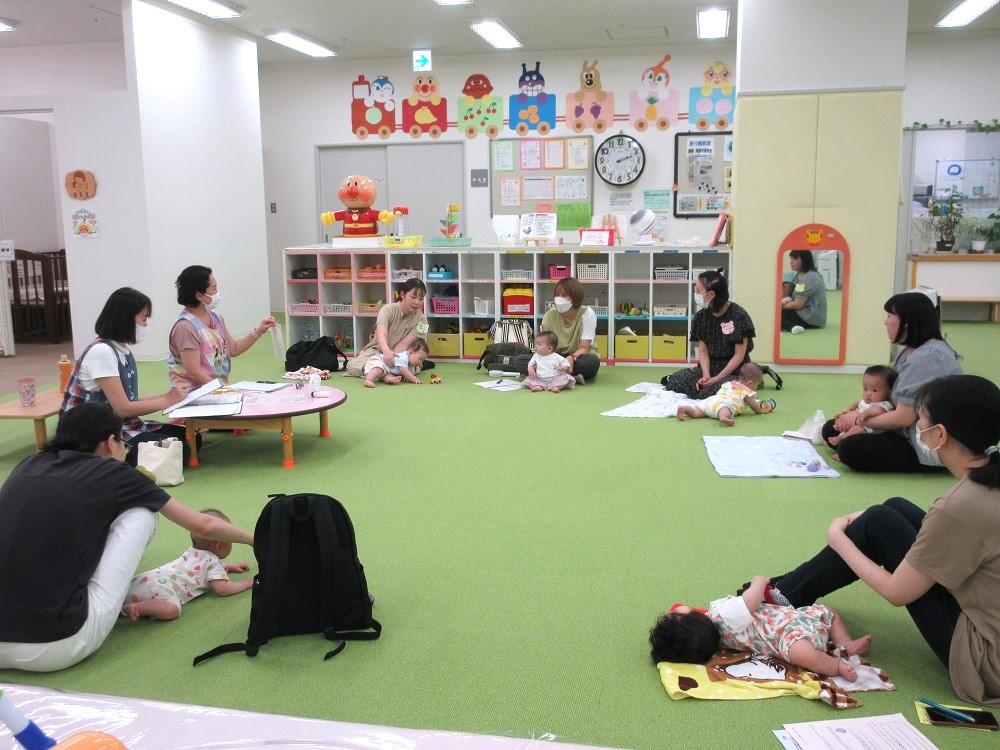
364 366 386 388
383 374 402 384
831 425 866 446
717 406 735 426
676 405 706 421
125 598 181 621
788 639 856 681
828 608 872 656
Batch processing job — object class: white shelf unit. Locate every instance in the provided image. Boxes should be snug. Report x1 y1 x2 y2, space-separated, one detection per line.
283 244 731 363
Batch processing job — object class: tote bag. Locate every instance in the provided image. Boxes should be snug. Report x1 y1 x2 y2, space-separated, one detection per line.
137 437 185 486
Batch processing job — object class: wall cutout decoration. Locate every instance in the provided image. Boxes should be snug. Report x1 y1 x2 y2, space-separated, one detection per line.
402 75 448 138
72 208 99 237
565 60 615 133
688 60 736 131
65 170 97 199
509 62 557 135
458 74 502 138
629 53 680 132
350 74 397 140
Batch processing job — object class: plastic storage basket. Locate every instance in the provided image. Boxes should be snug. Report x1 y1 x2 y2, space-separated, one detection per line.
431 297 460 314
548 264 571 280
501 269 533 280
654 267 688 280
473 298 494 315
290 303 319 314
323 268 351 280
356 268 387 281
392 269 423 282
577 263 609 280
357 302 383 314
323 303 353 314
592 305 609 317
653 304 687 317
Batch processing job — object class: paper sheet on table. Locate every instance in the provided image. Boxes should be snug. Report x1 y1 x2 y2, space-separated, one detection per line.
703 436 840 478
167 402 242 418
784 713 939 750
475 379 524 391
230 381 289 393
271 323 284 359
161 378 223 415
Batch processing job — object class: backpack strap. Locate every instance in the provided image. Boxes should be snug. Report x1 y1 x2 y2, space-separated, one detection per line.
193 642 248 666
311 496 338 640
247 495 294 653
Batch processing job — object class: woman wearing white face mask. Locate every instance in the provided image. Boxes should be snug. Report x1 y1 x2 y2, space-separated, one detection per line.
513 277 601 382
751 375 1000 706
60 287 190 467
824 292 962 472
660 269 756 398
168 265 276 389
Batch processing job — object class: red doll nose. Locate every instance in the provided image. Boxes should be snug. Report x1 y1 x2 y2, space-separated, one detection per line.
345 186 359 199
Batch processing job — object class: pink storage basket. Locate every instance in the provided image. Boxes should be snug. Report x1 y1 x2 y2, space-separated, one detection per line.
431 297 459 314
548 264 571 280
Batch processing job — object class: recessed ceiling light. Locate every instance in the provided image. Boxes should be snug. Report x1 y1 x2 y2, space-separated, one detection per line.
696 5 730 39
265 30 337 58
434 0 473 5
0 17 17 32
470 19 521 49
162 0 243 19
936 0 1000 27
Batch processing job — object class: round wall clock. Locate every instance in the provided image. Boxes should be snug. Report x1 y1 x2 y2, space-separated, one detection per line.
594 134 645 186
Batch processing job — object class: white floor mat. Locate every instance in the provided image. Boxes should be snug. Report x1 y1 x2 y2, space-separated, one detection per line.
703 436 840 478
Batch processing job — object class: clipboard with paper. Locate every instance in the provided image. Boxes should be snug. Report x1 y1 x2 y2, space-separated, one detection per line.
162 378 243 418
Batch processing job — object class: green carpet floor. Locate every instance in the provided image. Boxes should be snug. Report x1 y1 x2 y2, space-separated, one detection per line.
1 322 998 749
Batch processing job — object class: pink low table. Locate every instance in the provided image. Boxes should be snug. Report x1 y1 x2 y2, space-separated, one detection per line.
184 387 347 468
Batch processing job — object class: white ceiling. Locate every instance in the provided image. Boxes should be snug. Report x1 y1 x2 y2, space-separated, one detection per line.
0 0 998 65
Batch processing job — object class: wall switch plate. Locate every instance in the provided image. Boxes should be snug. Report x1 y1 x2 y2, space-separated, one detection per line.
270 203 277 213
470 169 488 188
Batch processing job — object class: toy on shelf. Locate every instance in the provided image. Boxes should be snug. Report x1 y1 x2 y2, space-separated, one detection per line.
429 373 442 384
320 175 392 237
427 203 471 246
0 689 128 749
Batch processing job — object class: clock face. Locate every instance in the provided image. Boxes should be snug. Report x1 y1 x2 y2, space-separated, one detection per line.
595 135 645 186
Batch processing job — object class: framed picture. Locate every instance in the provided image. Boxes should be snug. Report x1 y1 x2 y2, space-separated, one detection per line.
579 228 615 247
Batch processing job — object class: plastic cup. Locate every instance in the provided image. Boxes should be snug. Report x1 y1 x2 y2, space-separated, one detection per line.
17 377 36 407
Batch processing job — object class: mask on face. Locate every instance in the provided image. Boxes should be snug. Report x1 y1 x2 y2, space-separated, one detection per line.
204 292 221 311
134 324 149 344
553 296 572 313
693 292 706 310
915 424 943 467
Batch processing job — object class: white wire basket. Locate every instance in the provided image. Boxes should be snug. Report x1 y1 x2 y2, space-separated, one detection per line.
653 267 687 280
501 269 533 280
577 263 609 280
473 298 494 315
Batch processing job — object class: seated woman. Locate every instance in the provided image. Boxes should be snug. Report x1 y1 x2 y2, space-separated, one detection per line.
513 277 601 382
756 375 1000 706
345 278 430 378
781 250 827 333
61 287 188 467
660 270 755 398
168 265 276 388
0 404 254 672
825 292 962 472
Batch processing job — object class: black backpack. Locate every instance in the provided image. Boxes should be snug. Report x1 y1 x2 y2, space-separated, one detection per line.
476 342 531 373
193 493 381 664
284 336 348 372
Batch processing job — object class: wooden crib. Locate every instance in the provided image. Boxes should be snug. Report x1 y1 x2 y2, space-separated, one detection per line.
8 249 71 343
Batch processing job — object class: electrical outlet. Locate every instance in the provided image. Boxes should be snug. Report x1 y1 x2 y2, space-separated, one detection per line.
270 203 277 213
470 169 488 188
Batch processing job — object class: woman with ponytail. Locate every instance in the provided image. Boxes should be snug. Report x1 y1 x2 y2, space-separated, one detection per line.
0 404 253 672
745 375 1000 705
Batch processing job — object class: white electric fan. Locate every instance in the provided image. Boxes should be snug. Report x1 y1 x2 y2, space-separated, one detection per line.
630 208 656 245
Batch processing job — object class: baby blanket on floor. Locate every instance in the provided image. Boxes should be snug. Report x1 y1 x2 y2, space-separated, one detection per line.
657 646 894 710
703 436 840 478
602 383 700 418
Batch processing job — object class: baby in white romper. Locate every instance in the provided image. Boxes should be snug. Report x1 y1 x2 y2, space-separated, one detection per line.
122 509 252 621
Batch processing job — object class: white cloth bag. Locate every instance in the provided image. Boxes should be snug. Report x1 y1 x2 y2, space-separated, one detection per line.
137 437 185 486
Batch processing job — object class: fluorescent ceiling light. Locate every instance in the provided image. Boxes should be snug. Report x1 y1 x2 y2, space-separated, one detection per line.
265 30 337 58
434 0 473 5
0 17 17 32
471 19 521 49
162 0 243 19
696 5 730 39
936 0 1000 27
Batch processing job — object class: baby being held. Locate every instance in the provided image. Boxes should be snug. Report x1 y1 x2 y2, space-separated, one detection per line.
676 362 774 426
122 509 252 621
829 365 897 450
363 338 429 388
649 576 872 681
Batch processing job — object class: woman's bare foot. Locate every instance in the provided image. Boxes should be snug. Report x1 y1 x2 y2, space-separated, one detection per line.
844 634 872 656
831 453 841 462
838 659 858 681
530 385 543 392
384 374 402 384
363 379 377 389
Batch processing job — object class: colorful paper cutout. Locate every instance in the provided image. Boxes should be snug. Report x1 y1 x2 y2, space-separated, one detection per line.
402 74 449 138
565 60 615 133
509 62 556 135
629 53 680 131
351 74 397 140
688 60 736 131
458 74 503 138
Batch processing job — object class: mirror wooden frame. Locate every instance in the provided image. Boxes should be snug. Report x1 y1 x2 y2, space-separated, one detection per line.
774 223 850 366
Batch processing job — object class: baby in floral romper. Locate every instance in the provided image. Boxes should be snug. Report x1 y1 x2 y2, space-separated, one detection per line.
121 509 253 621
676 362 773 426
649 575 872 681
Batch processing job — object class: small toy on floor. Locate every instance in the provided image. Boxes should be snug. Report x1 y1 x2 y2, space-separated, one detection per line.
760 398 776 413
429 373 442 384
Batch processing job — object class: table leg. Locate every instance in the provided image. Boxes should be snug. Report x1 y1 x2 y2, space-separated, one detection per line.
319 409 330 438
33 418 48 452
282 417 294 468
186 424 200 467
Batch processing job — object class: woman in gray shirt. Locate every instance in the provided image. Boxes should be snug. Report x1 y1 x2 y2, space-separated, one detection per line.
821 292 963 472
781 250 828 332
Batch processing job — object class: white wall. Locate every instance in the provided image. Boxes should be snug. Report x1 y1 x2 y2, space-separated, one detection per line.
259 44 737 308
0 42 126 97
903 35 1000 125
0 117 61 250
130 1 270 358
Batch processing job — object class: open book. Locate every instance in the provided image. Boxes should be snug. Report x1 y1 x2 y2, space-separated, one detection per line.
162 378 242 418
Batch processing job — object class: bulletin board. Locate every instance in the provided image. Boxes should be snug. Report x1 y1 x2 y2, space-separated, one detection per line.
489 135 593 230
673 131 733 218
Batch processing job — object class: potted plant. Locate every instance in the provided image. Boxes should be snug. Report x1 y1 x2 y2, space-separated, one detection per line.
961 216 990 253
928 187 964 253
986 211 1000 253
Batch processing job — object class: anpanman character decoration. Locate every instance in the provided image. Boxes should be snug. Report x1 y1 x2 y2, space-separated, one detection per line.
320 175 392 237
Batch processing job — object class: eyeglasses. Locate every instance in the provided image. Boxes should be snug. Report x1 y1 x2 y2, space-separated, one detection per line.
117 437 133 455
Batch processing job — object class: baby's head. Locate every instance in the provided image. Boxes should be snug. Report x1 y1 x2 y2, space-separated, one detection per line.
535 330 558 356
737 362 764 390
649 606 721 665
862 365 897 404
407 338 429 366
192 509 232 559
